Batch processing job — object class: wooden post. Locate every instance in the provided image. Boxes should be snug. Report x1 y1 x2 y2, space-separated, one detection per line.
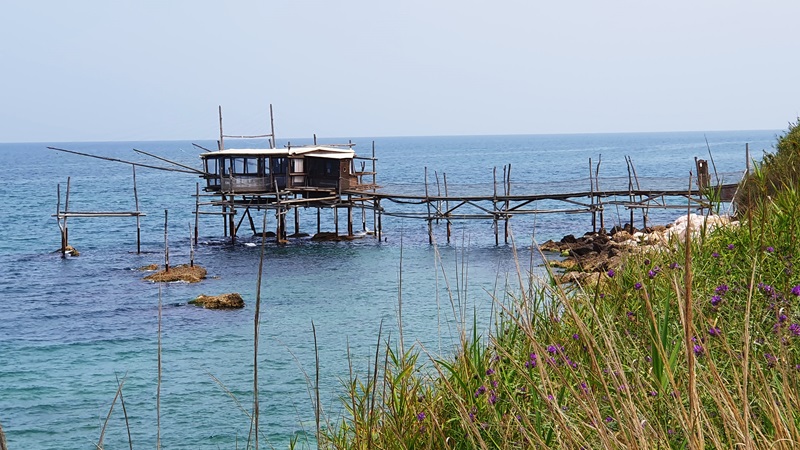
194 183 200 246
229 201 237 244
269 103 276 148
377 199 382 241
504 164 511 244
435 171 442 225
347 195 354 237
493 167 499 246
589 158 596 233
57 183 65 258
444 173 451 243
626 156 634 229
164 210 169 272
133 166 141 254
222 194 228 237
294 206 300 236
424 167 433 245
334 206 339 237
316 208 321 235
746 143 750 174
189 222 194 267
64 177 71 254
218 105 225 150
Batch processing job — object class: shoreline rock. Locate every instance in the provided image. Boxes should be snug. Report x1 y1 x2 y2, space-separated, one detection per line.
543 214 736 285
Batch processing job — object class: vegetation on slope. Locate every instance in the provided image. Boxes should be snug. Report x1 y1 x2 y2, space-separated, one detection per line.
322 121 800 449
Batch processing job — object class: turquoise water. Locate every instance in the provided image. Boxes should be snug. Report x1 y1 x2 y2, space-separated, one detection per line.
0 130 779 448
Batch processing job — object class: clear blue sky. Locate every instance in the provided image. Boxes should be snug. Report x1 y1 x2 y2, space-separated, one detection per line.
2 1 798 142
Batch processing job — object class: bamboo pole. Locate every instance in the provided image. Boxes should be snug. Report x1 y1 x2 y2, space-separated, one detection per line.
157 285 162 450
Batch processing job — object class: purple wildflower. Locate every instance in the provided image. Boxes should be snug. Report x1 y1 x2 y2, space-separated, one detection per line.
644 258 651 266
604 416 614 423
792 285 800 296
712 252 720 258
634 282 643 290
572 333 580 340
727 244 735 250
715 284 729 295
416 412 426 422
648 269 657 279
474 385 486 398
627 311 635 320
669 262 679 269
764 353 777 368
766 246 775 253
693 344 704 356
489 392 497 405
607 268 615 277
525 353 538 369
708 326 721 337
485 368 495 376
790 323 800 336
711 295 722 307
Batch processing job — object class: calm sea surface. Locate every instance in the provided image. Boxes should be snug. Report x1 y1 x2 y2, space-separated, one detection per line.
0 130 779 448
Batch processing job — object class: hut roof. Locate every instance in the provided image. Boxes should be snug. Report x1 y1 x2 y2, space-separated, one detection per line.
200 145 355 159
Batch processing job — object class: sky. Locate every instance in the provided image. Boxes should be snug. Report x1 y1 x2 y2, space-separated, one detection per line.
2 0 799 142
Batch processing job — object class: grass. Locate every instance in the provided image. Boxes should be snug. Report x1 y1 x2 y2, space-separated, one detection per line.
321 122 800 449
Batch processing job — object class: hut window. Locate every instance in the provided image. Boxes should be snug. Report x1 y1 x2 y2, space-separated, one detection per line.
272 157 287 174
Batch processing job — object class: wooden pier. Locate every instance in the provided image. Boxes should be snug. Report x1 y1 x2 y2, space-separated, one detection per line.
50 107 749 249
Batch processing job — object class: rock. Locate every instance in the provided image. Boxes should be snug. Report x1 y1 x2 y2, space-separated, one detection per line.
549 259 577 270
144 264 207 283
54 245 80 256
612 230 633 243
138 264 159 271
189 293 244 309
539 240 562 252
561 234 577 244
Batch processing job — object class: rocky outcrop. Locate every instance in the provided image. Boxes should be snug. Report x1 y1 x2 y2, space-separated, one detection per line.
144 264 207 283
189 293 244 309
542 214 736 285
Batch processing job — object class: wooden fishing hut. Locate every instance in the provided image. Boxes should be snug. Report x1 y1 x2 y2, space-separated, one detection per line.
196 109 379 242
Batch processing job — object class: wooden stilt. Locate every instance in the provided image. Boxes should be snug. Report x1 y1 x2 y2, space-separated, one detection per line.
246 207 257 235
57 183 65 258
504 164 511 244
493 167 499 246
334 206 339 237
347 195 353 236
194 183 200 246
222 195 228 237
444 173 451 244
164 210 169 272
589 158 596 233
424 167 432 244
133 166 141 254
317 208 321 235
64 177 71 254
377 199 382 241
294 206 300 236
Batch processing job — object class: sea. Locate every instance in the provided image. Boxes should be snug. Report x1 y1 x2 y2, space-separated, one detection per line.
0 130 780 449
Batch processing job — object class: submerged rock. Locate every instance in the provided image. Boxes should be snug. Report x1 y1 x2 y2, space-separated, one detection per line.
144 264 207 283
54 245 80 256
189 293 244 309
